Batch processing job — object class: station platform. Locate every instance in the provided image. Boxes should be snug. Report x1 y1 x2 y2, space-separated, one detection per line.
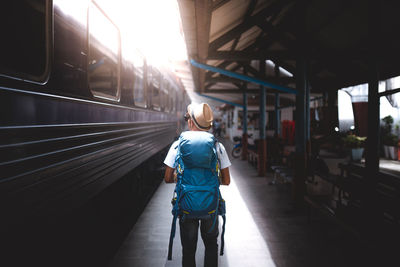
108 142 384 267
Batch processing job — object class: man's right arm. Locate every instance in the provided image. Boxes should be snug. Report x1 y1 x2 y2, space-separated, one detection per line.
220 167 230 185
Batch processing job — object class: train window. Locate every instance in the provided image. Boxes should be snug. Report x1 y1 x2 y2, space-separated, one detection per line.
160 78 169 112
167 84 172 112
171 88 175 113
88 2 121 101
170 88 174 113
179 93 183 112
172 88 177 112
133 51 146 108
168 95 173 113
0 0 51 83
120 62 134 105
151 69 161 110
159 77 165 110
166 83 172 112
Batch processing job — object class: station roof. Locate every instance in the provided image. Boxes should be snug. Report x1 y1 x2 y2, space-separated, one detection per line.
177 0 400 107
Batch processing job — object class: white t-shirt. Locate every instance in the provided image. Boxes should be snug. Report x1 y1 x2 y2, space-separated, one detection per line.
164 140 231 169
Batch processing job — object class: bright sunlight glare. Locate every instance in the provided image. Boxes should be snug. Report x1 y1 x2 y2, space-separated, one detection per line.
220 174 276 266
54 0 188 68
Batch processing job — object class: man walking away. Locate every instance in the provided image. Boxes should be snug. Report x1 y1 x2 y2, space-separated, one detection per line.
164 103 231 267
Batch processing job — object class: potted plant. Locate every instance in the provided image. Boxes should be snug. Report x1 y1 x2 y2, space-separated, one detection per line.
381 115 393 158
383 134 398 160
397 124 400 161
381 115 397 159
342 134 366 162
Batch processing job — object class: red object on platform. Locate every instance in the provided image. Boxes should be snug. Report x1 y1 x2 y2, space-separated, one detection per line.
352 102 368 137
282 120 295 145
398 140 400 161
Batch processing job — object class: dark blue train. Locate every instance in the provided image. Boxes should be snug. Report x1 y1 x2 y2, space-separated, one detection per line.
0 0 189 228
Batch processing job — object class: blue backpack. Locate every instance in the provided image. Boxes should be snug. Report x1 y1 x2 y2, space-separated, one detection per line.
167 131 226 260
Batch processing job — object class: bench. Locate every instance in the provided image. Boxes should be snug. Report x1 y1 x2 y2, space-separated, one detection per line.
305 157 341 217
340 164 400 231
247 149 258 167
306 157 341 197
269 153 295 185
306 161 400 241
304 195 360 237
270 166 293 184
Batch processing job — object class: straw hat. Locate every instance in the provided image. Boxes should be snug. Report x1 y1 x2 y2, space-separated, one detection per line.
187 103 213 130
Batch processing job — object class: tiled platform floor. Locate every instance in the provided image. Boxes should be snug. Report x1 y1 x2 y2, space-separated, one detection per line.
108 149 388 267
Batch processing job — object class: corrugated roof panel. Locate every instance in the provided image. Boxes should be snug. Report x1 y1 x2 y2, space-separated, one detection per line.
177 0 197 57
236 26 263 50
218 39 235 51
210 0 249 42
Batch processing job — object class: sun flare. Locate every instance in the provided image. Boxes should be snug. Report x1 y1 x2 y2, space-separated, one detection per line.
54 0 188 68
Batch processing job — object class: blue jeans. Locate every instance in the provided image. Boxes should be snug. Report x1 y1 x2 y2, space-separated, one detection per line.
179 217 219 267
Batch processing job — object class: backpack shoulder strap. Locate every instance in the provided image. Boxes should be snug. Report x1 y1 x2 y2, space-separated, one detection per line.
168 138 183 260
174 137 184 175
214 140 227 256
167 208 179 260
214 140 222 183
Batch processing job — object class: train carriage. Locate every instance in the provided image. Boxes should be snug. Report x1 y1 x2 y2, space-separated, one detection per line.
0 0 189 228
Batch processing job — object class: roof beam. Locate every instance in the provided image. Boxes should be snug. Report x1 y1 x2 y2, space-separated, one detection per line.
255 16 295 53
204 88 259 94
209 47 393 62
308 0 347 37
206 76 294 84
212 0 230 12
196 92 244 107
208 50 295 60
379 87 400 97
191 59 298 94
230 0 258 51
205 32 265 79
239 63 260 78
208 0 292 52
194 0 213 92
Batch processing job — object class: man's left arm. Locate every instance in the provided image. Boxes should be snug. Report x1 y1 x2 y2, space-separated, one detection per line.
164 166 175 183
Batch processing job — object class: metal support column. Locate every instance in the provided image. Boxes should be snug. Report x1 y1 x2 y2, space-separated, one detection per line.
242 89 248 160
365 59 379 201
306 79 310 141
258 60 267 176
305 78 311 158
275 93 280 137
294 58 307 204
260 88 266 140
274 65 281 137
243 92 248 134
364 0 380 239
293 0 307 205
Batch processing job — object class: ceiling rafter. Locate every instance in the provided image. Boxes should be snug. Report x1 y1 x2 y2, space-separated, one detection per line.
208 50 294 60
205 4 297 79
205 32 265 80
194 0 213 92
203 2 297 91
255 15 295 53
309 35 370 87
208 0 293 52
204 88 259 94
307 0 348 37
206 76 294 84
230 0 258 51
212 0 230 12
